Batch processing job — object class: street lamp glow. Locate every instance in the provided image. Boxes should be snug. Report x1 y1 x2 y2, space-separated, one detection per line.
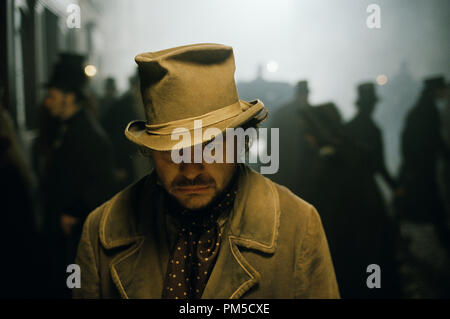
266 61 279 73
376 74 388 86
84 65 97 77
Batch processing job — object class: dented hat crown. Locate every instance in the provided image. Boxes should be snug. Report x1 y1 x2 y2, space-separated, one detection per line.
125 43 267 151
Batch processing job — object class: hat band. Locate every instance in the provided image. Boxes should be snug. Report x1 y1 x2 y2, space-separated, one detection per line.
145 101 248 135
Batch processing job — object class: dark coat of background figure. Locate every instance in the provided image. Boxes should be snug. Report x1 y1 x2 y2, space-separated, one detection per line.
299 102 400 298
397 77 450 252
0 103 39 298
101 74 143 189
345 83 397 189
40 106 118 298
99 77 118 120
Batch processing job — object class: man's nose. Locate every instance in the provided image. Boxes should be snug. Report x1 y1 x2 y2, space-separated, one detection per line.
179 162 204 180
179 145 205 163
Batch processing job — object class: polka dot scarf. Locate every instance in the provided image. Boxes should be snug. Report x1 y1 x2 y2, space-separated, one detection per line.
162 179 238 299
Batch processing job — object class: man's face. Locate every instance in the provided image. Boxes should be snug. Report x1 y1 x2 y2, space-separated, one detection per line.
43 87 67 118
151 140 237 211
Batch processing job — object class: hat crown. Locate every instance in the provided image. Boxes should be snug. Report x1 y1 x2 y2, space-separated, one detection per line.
47 53 87 92
423 76 445 89
357 82 377 100
135 43 239 125
295 80 309 94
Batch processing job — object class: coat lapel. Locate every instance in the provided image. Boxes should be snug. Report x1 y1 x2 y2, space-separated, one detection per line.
109 234 170 298
202 165 281 299
99 173 171 298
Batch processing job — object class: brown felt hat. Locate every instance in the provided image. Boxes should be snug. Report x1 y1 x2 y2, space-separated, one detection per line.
125 43 268 151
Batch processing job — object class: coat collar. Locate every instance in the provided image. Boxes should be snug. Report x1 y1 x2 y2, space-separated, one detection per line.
98 164 280 298
227 164 280 254
98 174 151 249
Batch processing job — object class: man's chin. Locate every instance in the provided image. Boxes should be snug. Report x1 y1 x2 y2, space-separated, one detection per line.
173 192 215 211
179 198 211 210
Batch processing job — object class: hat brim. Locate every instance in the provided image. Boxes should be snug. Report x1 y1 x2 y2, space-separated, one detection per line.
125 99 267 151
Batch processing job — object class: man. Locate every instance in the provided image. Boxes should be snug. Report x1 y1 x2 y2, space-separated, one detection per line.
299 102 400 298
397 77 449 245
345 83 396 189
74 44 339 299
40 53 118 297
101 71 144 189
99 77 118 120
0 71 39 298
343 83 401 297
396 76 450 295
268 80 320 201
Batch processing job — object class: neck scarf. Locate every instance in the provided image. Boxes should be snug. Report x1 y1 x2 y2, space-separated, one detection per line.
161 174 238 299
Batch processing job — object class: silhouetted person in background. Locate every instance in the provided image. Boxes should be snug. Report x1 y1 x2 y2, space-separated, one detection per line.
397 76 449 251
101 71 143 189
0 73 39 298
345 82 397 189
440 82 450 222
300 102 400 298
343 83 400 297
39 53 117 298
99 77 118 120
395 76 450 298
268 80 319 200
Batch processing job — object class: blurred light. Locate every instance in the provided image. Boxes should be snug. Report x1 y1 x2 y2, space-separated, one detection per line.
266 61 279 73
84 65 97 77
376 74 388 86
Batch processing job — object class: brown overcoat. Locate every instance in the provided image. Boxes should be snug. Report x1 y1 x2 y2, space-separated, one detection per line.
73 165 340 299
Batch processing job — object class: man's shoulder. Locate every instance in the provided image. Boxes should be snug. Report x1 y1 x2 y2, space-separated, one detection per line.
82 175 152 238
243 166 317 223
244 165 318 224
256 174 326 250
82 188 124 237
271 180 318 223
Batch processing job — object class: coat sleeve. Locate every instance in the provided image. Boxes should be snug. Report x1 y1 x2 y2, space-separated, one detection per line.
73 210 101 299
295 205 340 299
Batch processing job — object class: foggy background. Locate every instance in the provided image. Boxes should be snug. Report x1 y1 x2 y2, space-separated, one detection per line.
98 0 449 110
91 0 449 173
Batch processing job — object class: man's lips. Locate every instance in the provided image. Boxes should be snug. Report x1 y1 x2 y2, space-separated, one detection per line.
174 185 213 194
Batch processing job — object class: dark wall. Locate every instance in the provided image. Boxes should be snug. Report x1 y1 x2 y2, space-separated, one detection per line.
0 0 11 115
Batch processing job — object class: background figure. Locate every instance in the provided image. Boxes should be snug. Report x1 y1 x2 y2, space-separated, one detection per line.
39 53 118 298
344 83 401 298
101 71 144 189
343 83 401 297
299 102 400 298
268 80 320 200
396 76 450 297
0 75 40 298
440 83 450 224
99 77 118 120
345 83 397 189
